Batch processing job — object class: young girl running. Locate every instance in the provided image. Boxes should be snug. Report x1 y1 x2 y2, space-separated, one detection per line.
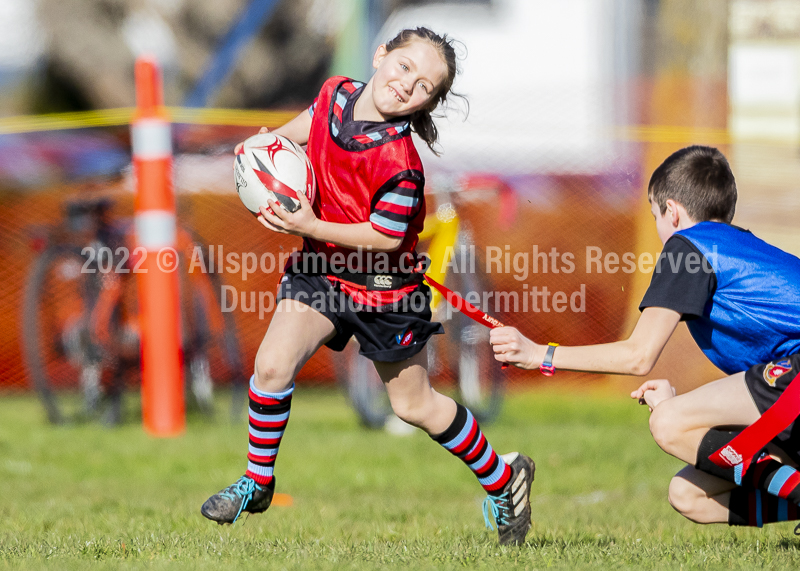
201 27 534 545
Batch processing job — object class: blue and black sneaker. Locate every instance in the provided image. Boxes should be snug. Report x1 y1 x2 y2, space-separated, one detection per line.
483 452 535 545
201 475 274 524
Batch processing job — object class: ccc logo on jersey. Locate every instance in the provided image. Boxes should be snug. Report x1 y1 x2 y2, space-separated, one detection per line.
372 275 392 289
763 359 793 387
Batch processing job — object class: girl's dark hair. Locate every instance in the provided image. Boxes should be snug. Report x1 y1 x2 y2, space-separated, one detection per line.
648 146 737 223
384 27 466 155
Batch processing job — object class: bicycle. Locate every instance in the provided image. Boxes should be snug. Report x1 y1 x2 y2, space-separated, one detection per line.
21 196 247 425
337 176 514 428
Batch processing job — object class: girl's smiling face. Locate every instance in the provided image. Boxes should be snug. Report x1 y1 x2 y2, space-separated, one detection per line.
367 40 448 120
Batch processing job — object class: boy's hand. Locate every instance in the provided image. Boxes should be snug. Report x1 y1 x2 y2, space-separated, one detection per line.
489 326 544 370
234 126 269 155
256 189 318 238
630 379 676 411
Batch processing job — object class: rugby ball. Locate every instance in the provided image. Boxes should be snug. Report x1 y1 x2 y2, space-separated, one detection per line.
233 133 316 214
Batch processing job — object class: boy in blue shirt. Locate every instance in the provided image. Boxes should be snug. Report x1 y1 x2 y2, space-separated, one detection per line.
491 146 800 529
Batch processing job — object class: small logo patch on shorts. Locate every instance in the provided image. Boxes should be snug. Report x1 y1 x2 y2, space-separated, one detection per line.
719 445 743 466
763 359 793 387
395 329 413 346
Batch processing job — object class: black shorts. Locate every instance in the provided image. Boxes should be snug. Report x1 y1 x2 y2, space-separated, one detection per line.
276 272 444 363
744 352 800 459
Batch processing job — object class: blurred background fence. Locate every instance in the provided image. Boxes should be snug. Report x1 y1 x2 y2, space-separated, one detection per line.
1 0 800 396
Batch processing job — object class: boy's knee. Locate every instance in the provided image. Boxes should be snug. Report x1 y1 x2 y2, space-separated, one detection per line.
649 398 681 455
667 476 708 523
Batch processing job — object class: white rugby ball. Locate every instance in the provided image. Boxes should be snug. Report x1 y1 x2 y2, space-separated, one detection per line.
233 133 316 214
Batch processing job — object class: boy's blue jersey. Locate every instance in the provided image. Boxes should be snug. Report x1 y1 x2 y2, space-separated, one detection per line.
678 222 800 374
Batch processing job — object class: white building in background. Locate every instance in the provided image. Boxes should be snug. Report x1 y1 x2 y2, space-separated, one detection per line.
376 0 641 176
0 0 45 114
0 0 45 75
729 0 800 143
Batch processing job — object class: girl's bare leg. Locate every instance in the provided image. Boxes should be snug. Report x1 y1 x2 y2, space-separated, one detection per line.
253 299 336 392
374 349 457 435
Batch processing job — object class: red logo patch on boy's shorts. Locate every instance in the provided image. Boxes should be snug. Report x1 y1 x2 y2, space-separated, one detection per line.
395 329 413 346
763 359 793 387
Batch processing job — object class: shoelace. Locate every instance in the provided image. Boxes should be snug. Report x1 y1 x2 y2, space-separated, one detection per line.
219 476 259 524
482 493 511 531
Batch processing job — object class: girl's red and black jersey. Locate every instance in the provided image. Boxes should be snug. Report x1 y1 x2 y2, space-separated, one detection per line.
303 76 427 306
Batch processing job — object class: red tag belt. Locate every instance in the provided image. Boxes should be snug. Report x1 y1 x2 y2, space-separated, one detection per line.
422 274 509 369
710 371 800 468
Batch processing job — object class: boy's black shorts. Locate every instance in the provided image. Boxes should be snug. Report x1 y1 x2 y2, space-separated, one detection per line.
744 351 800 457
276 271 444 363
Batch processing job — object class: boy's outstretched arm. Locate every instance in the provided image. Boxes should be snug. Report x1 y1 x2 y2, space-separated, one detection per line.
489 306 681 376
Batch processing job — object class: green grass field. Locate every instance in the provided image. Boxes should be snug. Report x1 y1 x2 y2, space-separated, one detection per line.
1 387 799 570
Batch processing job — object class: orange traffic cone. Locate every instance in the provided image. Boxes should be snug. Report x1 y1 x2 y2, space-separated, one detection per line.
131 56 184 436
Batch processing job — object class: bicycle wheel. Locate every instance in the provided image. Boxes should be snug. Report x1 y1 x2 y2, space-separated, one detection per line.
337 339 392 429
21 246 106 424
180 268 215 418
450 240 504 424
204 270 248 422
180 236 248 422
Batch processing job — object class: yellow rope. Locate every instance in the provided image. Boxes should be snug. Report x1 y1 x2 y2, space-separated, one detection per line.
169 108 297 127
614 125 732 145
0 107 787 146
0 107 298 135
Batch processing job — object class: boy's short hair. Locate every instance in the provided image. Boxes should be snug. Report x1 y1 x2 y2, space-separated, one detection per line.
648 146 737 223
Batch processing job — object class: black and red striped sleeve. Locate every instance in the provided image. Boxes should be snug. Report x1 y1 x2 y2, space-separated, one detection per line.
369 171 425 238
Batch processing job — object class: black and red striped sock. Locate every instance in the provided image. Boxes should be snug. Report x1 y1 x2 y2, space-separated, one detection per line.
742 458 800 504
432 403 512 496
245 377 293 487
728 487 800 527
